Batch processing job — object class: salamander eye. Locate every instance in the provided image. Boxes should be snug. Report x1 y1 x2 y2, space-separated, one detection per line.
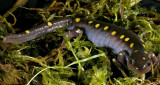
129 59 134 65
146 61 151 66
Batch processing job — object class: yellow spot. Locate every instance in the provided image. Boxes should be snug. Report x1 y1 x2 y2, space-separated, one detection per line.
130 43 134 48
95 24 100 28
103 26 109 30
75 18 80 22
152 53 155 57
119 53 123 55
140 39 144 42
88 21 93 24
148 56 151 59
134 50 138 52
142 44 146 48
111 31 116 35
25 30 30 34
143 57 146 60
120 35 125 39
77 29 81 31
144 51 148 54
47 22 52 26
125 38 130 41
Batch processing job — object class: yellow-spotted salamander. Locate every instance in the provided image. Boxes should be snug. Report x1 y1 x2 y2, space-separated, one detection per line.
3 17 158 74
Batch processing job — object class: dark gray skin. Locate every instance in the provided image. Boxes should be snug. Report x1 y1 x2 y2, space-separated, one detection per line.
3 17 158 74
3 17 74 43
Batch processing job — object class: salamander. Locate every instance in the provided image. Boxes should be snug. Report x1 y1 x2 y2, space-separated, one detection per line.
3 17 158 74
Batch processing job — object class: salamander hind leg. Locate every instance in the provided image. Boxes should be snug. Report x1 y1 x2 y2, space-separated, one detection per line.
61 28 84 47
65 28 84 38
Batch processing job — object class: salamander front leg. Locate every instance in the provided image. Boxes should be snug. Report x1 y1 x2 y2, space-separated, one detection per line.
147 51 160 75
112 51 129 77
117 51 129 65
147 51 158 65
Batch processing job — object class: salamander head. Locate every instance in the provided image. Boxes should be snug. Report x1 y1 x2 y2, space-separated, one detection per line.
127 51 151 74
